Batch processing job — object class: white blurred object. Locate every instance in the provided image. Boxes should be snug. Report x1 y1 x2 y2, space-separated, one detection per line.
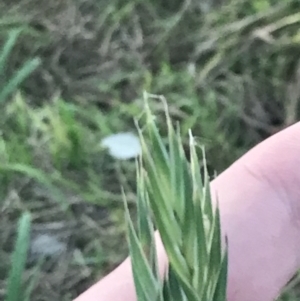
31 233 66 258
101 132 141 160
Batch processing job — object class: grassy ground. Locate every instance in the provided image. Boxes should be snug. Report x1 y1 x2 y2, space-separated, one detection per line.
1 0 300 300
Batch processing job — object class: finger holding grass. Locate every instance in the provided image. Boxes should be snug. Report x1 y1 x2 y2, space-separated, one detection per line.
74 96 300 301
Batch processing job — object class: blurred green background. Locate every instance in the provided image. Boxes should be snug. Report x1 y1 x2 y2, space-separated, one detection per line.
0 0 300 300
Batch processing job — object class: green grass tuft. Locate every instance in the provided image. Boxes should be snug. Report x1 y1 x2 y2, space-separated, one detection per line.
124 94 228 301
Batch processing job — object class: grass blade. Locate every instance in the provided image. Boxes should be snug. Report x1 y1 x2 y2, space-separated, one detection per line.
0 29 22 74
0 58 41 103
5 212 31 301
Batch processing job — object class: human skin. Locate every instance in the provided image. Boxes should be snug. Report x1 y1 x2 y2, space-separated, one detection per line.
74 121 300 301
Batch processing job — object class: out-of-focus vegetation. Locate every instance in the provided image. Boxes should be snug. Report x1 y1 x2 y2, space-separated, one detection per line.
0 0 300 300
